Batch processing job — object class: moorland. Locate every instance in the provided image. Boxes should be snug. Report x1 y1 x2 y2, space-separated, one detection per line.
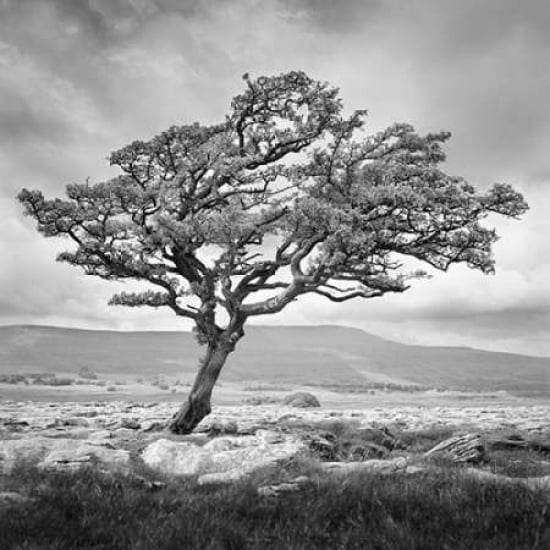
1 324 549 549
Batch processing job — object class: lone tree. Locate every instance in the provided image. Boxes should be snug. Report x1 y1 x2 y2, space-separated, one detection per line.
19 71 528 433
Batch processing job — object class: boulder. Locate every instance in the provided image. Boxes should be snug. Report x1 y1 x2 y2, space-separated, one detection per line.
282 392 321 408
424 433 485 464
142 434 306 481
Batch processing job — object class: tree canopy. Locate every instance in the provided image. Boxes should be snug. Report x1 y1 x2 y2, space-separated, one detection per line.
18 70 528 431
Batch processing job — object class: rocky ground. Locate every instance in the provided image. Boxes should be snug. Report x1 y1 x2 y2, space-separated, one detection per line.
1 399 549 482
2 398 549 548
2 399 549 437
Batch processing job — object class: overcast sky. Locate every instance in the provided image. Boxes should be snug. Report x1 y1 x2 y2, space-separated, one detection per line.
1 0 549 356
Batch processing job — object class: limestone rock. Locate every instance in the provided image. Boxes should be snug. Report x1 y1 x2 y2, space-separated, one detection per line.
206 421 239 436
0 438 54 473
0 437 129 473
142 434 306 481
282 392 321 408
424 433 485 464
141 439 205 476
258 475 311 497
88 430 112 440
322 456 408 476
255 429 283 445
140 419 166 432
111 428 138 439
40 443 130 471
198 470 246 485
258 482 300 497
121 418 141 430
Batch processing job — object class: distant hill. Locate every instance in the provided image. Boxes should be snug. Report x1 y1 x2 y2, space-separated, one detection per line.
0 325 548 396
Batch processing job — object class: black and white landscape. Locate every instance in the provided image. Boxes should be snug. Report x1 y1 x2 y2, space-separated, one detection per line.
1 1 549 548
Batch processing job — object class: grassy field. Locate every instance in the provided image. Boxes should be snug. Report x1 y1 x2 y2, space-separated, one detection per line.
1 421 550 549
1 459 549 550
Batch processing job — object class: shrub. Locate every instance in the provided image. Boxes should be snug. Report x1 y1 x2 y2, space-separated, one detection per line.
46 376 74 386
78 366 98 380
243 383 291 392
282 391 321 408
0 373 27 384
241 394 281 406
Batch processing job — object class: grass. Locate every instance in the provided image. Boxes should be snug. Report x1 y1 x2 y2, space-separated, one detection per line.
1 455 549 549
242 383 291 392
241 394 282 406
487 448 550 477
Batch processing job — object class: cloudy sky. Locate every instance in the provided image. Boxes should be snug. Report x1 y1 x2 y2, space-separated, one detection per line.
1 0 549 356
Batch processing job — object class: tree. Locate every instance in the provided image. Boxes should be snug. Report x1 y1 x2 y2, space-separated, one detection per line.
18 71 528 433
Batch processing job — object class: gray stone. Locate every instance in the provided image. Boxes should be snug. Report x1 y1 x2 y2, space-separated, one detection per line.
0 436 129 473
121 418 141 430
322 456 408 475
207 421 239 435
258 476 311 497
111 428 138 439
140 419 167 432
88 429 112 440
142 434 306 481
424 433 485 464
198 470 247 485
39 444 130 471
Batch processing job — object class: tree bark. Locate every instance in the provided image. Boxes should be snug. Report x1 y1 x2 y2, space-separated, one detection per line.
168 339 232 434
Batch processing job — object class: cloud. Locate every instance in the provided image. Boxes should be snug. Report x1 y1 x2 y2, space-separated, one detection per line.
0 0 549 356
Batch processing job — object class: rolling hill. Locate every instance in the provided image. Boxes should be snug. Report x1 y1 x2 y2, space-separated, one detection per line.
0 325 548 396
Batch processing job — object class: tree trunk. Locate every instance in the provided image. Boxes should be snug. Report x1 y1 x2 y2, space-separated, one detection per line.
168 341 232 434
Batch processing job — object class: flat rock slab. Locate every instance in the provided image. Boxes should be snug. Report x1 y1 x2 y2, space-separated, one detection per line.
142 432 306 481
322 457 408 476
0 437 130 473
